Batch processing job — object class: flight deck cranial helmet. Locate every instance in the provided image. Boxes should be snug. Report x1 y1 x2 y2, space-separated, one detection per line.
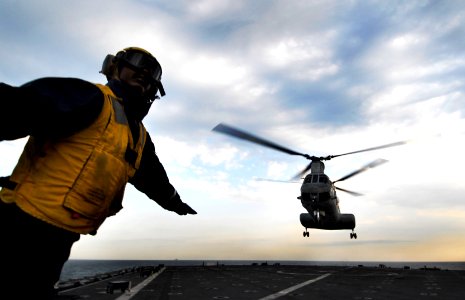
100 47 166 101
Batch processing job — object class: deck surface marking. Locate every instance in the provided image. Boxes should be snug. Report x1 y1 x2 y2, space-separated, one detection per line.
115 267 166 300
258 273 331 300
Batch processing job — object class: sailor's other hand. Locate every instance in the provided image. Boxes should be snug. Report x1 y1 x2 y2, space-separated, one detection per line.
167 192 197 215
174 202 197 215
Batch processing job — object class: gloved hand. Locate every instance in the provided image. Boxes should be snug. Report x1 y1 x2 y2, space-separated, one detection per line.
165 192 197 215
172 201 197 215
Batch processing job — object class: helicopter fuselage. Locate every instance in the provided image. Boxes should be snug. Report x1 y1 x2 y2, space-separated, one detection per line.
298 163 355 232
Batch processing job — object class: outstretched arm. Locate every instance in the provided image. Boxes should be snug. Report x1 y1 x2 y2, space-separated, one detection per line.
129 133 197 215
0 77 103 141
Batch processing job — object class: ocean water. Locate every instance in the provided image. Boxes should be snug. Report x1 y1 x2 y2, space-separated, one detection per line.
59 259 465 282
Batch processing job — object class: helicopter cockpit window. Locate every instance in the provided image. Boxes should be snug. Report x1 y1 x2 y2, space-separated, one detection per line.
319 175 328 183
312 175 318 183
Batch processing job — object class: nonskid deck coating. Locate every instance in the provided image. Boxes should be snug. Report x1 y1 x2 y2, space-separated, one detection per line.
56 265 465 300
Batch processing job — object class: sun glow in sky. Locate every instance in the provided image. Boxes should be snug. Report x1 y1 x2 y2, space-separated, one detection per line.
1 0 465 262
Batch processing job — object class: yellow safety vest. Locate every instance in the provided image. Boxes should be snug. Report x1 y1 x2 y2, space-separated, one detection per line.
0 84 146 234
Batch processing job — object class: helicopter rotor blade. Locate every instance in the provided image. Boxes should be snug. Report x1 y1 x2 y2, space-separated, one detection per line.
335 186 363 197
255 178 301 183
212 123 310 159
333 158 388 183
329 141 407 159
291 162 313 181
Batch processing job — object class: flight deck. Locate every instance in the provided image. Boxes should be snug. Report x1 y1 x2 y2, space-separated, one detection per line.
55 264 465 299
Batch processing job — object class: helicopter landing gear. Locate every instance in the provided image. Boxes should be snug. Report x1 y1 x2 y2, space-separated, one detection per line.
303 229 310 237
350 230 357 239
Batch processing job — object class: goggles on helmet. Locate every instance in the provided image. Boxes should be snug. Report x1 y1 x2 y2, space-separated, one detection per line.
118 51 162 81
116 48 166 98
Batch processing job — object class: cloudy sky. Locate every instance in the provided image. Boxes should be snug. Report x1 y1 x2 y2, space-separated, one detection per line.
1 0 465 262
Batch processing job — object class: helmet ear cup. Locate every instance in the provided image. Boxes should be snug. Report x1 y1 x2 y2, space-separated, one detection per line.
100 54 117 80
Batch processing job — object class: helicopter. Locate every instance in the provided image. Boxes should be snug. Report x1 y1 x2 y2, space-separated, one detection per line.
212 123 406 239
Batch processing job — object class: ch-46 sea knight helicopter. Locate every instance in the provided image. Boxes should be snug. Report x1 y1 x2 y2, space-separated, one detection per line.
212 123 406 239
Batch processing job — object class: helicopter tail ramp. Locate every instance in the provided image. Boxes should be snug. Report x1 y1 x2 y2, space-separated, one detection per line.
300 213 355 230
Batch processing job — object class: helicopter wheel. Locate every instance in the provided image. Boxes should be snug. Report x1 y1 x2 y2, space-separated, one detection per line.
350 231 357 239
303 230 309 237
